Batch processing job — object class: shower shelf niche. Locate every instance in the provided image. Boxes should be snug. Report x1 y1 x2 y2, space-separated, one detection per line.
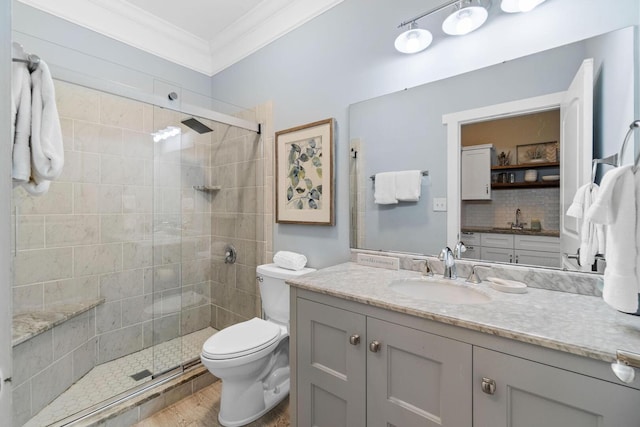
193 185 221 192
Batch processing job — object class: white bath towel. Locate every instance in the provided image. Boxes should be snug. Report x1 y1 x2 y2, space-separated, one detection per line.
273 251 308 271
11 43 31 182
395 170 422 202
566 183 605 269
586 165 638 313
374 172 398 204
24 58 63 194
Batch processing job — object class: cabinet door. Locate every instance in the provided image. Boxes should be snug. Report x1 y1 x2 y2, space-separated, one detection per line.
461 245 480 260
480 233 514 249
515 249 561 268
474 347 640 427
296 298 366 427
514 235 560 252
367 317 472 426
480 247 513 263
461 148 491 200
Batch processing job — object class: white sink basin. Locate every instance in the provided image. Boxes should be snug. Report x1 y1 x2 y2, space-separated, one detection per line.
388 277 491 305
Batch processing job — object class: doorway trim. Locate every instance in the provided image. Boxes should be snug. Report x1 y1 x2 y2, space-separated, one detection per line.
442 91 565 248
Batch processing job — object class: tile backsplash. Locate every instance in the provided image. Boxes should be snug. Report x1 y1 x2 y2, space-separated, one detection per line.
462 187 560 231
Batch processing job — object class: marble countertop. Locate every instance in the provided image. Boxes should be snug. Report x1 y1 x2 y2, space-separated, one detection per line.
462 226 560 237
287 262 640 363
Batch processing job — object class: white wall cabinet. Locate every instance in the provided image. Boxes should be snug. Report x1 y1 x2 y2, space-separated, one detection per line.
293 290 640 427
461 145 492 200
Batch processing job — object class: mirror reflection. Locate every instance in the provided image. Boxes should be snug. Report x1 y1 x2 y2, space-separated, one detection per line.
349 27 636 272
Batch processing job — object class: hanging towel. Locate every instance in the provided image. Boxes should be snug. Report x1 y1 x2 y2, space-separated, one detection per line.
586 165 638 314
11 43 31 182
25 58 64 194
273 251 308 271
395 170 422 202
566 183 605 269
374 172 398 204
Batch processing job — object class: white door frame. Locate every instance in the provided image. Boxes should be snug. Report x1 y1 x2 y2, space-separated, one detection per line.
442 92 565 248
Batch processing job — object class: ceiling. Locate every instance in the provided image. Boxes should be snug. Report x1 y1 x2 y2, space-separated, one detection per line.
17 0 345 76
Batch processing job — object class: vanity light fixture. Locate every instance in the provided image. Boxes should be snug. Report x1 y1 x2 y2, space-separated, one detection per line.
394 22 433 54
500 0 547 13
395 0 547 54
442 0 489 36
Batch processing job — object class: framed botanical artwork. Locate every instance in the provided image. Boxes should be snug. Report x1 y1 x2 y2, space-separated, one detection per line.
275 118 335 225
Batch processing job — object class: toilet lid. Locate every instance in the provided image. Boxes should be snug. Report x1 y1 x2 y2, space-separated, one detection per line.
202 317 281 360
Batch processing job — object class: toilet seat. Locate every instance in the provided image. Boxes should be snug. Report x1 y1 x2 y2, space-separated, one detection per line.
202 318 281 360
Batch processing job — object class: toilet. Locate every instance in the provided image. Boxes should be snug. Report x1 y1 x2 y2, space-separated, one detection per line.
200 263 316 427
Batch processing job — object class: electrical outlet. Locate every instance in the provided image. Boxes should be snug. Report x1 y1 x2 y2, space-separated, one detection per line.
433 198 447 211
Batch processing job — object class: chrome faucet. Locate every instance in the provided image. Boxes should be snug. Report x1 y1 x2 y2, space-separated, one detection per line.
439 247 457 279
511 208 525 230
454 241 466 259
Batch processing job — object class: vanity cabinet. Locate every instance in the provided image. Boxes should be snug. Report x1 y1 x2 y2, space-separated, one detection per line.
474 347 640 426
295 297 472 427
292 289 640 427
461 145 493 200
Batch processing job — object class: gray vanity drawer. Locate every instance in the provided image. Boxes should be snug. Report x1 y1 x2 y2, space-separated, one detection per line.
480 233 514 249
460 231 481 246
515 235 560 252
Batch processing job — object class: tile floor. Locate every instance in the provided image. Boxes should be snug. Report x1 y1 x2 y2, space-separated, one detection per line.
25 327 215 427
134 380 289 427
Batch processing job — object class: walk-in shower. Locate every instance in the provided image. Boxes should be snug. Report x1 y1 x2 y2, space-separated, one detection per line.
11 78 269 426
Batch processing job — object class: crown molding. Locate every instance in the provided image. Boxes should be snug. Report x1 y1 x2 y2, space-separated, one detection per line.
18 0 345 76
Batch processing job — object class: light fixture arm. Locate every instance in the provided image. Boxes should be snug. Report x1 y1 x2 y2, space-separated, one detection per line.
397 0 464 28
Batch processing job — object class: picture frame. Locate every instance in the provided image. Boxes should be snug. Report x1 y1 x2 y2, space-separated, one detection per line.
516 141 558 164
275 118 335 225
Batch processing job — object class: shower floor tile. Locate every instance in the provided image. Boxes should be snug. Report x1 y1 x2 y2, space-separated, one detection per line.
25 327 216 427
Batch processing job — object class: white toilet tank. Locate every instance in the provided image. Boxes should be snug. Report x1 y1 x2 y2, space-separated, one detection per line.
256 263 316 325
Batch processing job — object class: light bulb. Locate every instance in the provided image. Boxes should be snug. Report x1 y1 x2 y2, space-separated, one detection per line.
442 5 488 36
394 24 433 54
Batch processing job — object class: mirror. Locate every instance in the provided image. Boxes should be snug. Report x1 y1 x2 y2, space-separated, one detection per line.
349 27 636 272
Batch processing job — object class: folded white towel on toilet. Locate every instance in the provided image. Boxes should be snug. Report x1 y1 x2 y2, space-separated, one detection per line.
374 172 398 205
273 251 308 271
395 170 422 202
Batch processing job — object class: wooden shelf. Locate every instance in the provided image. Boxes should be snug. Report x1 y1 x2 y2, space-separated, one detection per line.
492 181 560 189
491 162 559 171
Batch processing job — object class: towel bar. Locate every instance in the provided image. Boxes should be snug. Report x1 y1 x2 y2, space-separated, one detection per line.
370 170 429 181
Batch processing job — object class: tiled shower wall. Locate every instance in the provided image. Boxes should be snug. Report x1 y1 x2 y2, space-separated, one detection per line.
461 187 560 230
11 80 271 422
11 79 211 364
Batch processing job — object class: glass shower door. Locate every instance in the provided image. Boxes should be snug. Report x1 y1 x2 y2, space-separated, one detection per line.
151 105 184 376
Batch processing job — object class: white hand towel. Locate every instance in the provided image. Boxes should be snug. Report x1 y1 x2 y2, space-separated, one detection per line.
273 251 308 271
395 170 422 202
586 166 638 313
29 59 64 185
374 172 398 204
566 183 605 269
11 43 31 182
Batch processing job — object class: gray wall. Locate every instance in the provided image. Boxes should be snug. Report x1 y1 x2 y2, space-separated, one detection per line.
209 0 640 268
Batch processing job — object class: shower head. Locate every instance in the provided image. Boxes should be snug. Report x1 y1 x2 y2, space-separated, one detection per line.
181 118 213 134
